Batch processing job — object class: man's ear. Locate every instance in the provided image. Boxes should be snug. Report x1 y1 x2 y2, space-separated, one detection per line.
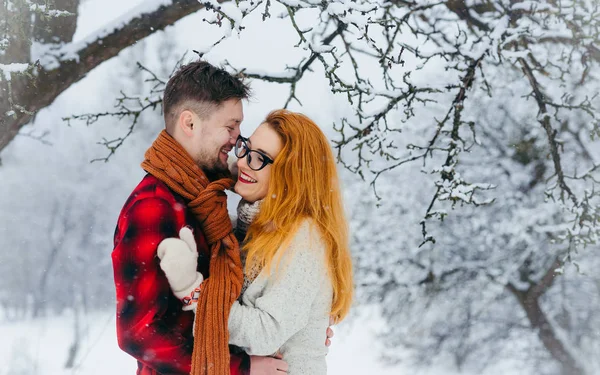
178 110 195 137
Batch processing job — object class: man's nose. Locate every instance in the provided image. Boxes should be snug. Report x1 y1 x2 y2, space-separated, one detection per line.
230 129 240 144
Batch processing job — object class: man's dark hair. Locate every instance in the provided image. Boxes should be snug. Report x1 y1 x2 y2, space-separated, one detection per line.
163 60 250 130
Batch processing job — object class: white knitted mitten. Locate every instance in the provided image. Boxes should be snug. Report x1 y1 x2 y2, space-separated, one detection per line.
157 227 204 311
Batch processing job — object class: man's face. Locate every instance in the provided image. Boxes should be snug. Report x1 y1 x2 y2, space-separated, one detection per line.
191 99 243 172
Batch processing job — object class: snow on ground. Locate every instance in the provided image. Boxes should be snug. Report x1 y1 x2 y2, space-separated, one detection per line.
0 307 416 375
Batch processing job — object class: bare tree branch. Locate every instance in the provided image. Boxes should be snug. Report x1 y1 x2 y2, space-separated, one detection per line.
518 57 577 205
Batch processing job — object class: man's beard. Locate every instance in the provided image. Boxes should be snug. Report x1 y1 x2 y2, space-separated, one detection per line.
196 150 229 180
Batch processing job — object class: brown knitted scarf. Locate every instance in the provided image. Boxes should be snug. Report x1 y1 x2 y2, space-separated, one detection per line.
141 130 243 375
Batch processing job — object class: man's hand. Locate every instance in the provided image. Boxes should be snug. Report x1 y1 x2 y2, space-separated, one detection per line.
325 316 335 347
157 227 203 308
249 355 288 374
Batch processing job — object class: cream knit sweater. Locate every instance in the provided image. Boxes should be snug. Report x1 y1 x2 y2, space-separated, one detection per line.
228 220 333 375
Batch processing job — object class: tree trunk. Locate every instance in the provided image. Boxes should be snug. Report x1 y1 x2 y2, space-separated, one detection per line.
32 242 60 318
1 0 32 63
507 260 584 375
32 0 79 44
32 201 68 317
64 291 81 369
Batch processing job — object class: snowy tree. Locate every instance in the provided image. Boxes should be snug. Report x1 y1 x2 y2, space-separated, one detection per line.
0 0 207 151
1 26 172 314
0 30 176 368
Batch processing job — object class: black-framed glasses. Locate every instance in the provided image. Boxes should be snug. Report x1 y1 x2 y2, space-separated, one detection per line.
234 135 274 171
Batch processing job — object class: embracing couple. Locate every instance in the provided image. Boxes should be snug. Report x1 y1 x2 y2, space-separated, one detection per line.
111 61 354 375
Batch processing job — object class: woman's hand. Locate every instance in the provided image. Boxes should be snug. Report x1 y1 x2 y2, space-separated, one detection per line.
325 316 335 347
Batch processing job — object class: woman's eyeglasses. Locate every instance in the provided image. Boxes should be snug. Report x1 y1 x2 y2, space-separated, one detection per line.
234 135 274 171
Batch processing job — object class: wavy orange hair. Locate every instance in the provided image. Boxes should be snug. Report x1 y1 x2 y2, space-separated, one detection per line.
243 109 353 322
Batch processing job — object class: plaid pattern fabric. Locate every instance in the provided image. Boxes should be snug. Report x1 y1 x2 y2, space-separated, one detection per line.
112 174 250 375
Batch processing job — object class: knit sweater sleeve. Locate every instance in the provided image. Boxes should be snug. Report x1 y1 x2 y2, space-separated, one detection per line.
227 224 327 356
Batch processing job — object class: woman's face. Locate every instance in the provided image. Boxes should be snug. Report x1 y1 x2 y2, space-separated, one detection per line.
234 123 283 203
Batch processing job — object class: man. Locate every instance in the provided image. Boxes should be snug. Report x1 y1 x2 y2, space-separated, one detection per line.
111 61 289 375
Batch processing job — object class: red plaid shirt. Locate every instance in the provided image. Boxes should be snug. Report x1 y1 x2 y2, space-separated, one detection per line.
112 174 249 375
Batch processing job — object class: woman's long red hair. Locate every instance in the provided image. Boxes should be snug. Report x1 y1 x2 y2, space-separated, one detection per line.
243 109 353 322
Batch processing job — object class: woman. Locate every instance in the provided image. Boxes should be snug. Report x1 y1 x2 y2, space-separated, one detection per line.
159 109 353 375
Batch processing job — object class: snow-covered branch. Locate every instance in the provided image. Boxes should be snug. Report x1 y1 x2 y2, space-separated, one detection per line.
1 0 226 153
